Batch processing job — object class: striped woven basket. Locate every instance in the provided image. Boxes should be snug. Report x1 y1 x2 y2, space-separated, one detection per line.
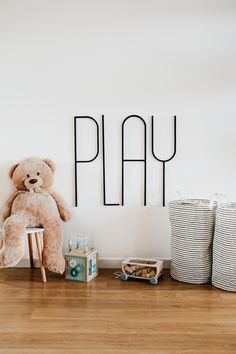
169 199 216 284
212 203 236 292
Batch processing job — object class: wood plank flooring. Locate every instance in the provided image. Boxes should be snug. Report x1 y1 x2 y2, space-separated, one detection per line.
0 268 235 353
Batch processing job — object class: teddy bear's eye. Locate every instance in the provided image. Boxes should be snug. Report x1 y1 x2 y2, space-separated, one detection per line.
37 172 40 176
26 174 30 178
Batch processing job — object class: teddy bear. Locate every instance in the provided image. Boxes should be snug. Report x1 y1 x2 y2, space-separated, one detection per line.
0 157 72 274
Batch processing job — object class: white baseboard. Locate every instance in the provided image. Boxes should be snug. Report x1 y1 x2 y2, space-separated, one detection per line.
16 257 171 269
99 258 171 269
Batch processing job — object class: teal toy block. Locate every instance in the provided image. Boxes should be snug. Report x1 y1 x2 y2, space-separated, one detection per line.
65 250 98 282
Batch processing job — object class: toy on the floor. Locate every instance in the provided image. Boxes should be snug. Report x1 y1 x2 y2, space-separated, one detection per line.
0 157 72 274
120 258 164 285
65 240 98 282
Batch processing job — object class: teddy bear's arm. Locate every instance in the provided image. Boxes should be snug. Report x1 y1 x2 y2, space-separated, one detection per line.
1 191 21 222
49 191 72 222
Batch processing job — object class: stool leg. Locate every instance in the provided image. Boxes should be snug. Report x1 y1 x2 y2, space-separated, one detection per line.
35 232 47 283
27 233 34 268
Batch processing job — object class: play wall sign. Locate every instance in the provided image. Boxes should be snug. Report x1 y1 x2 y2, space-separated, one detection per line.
74 115 177 207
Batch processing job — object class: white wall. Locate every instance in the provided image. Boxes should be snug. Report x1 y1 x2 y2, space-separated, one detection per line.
0 0 236 264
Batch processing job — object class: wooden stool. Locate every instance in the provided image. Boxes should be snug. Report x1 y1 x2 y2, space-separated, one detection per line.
26 227 46 283
0 227 46 283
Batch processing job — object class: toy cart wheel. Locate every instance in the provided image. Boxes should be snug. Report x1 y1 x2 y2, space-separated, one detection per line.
149 277 158 285
120 273 128 281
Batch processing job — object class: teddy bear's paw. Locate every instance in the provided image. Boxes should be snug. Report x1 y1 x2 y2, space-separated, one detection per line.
60 208 72 222
43 254 65 274
0 245 24 268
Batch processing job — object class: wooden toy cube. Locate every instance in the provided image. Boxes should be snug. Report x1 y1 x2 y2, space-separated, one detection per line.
65 249 98 282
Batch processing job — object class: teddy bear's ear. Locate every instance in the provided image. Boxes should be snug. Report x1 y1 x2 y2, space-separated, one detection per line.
43 159 56 173
9 163 19 179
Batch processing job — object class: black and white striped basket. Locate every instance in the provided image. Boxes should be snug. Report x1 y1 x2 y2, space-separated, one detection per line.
169 199 216 284
212 203 236 292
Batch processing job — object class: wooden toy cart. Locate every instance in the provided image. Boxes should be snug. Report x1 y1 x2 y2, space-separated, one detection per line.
120 258 164 285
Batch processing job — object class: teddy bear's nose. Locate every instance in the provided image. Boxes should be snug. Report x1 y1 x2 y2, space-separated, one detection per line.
29 179 38 184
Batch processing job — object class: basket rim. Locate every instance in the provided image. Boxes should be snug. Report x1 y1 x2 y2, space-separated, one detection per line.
217 202 236 210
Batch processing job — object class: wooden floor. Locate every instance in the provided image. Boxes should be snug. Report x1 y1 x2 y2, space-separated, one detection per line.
0 269 235 354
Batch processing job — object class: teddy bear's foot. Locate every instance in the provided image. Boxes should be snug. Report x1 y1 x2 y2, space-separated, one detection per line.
43 253 65 274
0 214 26 268
0 245 25 268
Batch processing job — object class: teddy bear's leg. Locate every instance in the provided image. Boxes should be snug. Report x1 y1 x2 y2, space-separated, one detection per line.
42 221 65 274
0 214 27 268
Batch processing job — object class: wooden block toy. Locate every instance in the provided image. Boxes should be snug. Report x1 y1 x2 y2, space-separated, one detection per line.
120 257 164 285
65 249 98 282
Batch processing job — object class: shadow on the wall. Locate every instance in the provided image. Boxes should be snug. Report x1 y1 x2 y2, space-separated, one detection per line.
134 206 170 258
0 163 14 212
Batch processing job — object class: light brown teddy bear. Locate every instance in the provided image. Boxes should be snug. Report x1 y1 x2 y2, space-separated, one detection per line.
0 157 72 274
